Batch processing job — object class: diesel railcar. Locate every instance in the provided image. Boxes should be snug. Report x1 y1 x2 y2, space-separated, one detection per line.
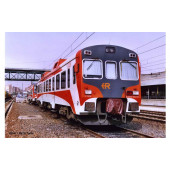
27 84 37 103
36 45 141 125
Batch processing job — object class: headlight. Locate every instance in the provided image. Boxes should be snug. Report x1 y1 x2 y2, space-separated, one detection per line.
133 91 139 95
85 102 95 111
85 90 92 95
126 91 139 96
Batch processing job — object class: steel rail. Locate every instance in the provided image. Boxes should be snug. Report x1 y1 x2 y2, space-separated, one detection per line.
82 127 106 138
129 114 166 123
116 126 154 138
5 100 14 118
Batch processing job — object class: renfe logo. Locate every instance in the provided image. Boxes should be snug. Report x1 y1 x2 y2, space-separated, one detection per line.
101 83 110 89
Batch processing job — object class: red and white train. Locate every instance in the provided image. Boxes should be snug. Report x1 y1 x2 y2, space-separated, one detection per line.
32 45 141 125
27 83 38 103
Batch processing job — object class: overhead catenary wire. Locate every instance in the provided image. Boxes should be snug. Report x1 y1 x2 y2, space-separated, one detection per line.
139 53 165 62
58 32 84 59
44 32 95 69
138 44 166 55
134 35 165 50
141 59 166 66
141 61 165 68
44 32 85 69
63 32 95 59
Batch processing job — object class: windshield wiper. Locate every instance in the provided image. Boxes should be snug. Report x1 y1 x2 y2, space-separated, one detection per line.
87 60 95 70
123 59 137 69
128 62 136 69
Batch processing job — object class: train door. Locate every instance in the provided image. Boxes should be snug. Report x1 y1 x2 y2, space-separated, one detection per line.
70 64 79 114
52 76 55 107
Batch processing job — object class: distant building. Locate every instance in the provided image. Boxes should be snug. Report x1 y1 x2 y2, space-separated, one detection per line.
141 71 166 99
5 84 13 94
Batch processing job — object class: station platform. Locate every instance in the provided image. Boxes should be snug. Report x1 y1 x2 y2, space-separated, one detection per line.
140 99 166 112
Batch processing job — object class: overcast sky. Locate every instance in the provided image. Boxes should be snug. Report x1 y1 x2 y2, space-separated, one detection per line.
5 32 166 89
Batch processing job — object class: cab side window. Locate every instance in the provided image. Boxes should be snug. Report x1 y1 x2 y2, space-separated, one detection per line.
49 79 51 91
46 80 48 92
68 69 70 88
56 74 60 90
52 77 55 91
73 65 76 84
61 71 66 89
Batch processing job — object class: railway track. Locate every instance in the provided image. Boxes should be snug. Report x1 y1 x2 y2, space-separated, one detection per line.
128 110 166 123
85 125 154 138
5 100 14 118
51 113 155 138
44 109 157 138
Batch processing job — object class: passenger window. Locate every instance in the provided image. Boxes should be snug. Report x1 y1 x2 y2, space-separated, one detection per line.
52 77 55 91
73 65 76 84
49 79 51 91
61 71 66 89
105 61 117 79
68 69 70 88
56 74 60 90
46 80 48 92
44 82 46 92
34 86 37 94
41 84 42 93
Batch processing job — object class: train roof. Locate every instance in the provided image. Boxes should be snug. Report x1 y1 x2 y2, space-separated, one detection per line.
81 44 138 54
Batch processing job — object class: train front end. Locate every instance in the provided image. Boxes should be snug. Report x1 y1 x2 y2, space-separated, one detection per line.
75 45 141 125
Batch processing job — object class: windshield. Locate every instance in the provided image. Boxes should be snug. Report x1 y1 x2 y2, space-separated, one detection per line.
83 59 102 79
120 61 138 80
105 61 117 79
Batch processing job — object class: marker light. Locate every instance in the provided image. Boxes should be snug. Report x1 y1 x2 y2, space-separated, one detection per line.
84 50 92 56
129 53 137 58
106 47 116 53
85 90 92 95
127 91 133 96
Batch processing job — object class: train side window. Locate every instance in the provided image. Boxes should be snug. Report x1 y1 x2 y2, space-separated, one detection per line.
44 82 46 92
40 84 42 93
56 74 60 90
34 85 37 94
46 80 48 92
68 69 70 88
41 84 42 93
49 79 51 91
52 77 55 91
73 65 76 84
61 71 66 89
105 61 117 79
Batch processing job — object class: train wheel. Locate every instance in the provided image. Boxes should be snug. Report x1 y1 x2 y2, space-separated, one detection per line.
66 108 71 120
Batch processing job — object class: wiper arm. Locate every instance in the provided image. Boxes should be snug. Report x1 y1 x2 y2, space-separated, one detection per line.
123 59 136 69
87 60 95 70
128 62 136 69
